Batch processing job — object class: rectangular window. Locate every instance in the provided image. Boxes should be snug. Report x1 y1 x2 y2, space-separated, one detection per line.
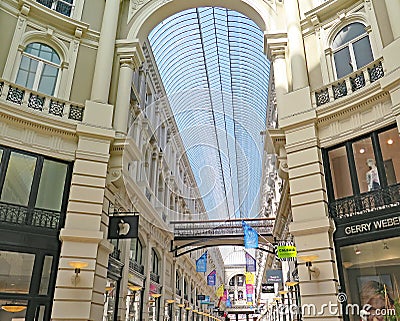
353 36 374 69
1 152 37 206
328 146 353 199
334 47 353 79
378 128 400 186
0 250 35 294
35 160 68 211
339 236 400 321
352 137 377 193
39 256 53 295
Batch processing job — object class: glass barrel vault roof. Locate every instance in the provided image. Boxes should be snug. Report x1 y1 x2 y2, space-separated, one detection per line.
149 7 270 221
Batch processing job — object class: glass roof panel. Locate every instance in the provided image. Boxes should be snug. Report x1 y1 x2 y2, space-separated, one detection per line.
149 7 270 220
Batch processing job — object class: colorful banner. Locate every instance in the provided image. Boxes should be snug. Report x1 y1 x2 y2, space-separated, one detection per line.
207 270 216 286
216 284 224 297
266 269 283 283
196 251 207 272
245 252 256 272
221 290 227 302
246 284 254 294
242 221 258 248
245 272 255 285
226 296 232 308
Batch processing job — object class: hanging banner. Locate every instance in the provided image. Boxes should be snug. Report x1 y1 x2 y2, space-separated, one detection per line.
242 221 258 248
200 296 210 304
226 296 232 308
207 270 216 286
221 290 228 302
245 252 256 272
245 272 255 285
261 283 275 293
216 284 224 297
277 245 297 260
196 251 207 272
246 284 254 294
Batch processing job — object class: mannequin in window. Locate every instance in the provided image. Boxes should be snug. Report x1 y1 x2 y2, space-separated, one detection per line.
366 159 380 191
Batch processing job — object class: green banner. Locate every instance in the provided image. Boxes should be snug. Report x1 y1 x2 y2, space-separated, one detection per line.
277 245 297 259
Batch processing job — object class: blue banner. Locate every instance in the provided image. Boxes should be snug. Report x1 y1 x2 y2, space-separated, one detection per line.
207 270 216 286
245 252 256 272
196 251 207 272
242 221 258 248
226 296 232 308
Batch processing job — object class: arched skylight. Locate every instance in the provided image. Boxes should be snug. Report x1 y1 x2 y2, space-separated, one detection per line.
149 7 270 220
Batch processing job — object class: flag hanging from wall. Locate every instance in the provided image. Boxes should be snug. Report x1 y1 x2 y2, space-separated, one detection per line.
196 251 207 272
242 221 258 248
216 284 224 298
226 295 232 308
207 270 216 286
245 252 256 272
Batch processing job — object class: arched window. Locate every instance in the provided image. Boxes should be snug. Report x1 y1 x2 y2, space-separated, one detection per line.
130 238 143 265
229 277 235 286
16 42 61 96
238 290 243 300
332 22 373 79
151 248 159 275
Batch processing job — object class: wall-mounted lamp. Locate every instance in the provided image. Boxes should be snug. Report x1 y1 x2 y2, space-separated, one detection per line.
354 247 361 255
177 303 185 308
150 293 162 298
166 299 175 304
298 255 320 280
185 306 192 311
129 285 142 292
285 281 299 287
1 304 27 313
68 261 88 285
278 290 288 295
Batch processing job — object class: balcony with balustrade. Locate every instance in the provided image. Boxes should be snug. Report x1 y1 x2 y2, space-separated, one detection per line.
311 58 385 108
0 79 84 123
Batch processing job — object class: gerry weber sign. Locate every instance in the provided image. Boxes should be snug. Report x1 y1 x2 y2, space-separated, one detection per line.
336 211 400 239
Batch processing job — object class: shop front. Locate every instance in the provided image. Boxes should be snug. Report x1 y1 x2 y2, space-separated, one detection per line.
322 124 400 321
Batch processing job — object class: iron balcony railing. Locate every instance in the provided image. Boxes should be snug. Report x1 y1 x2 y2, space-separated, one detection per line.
312 58 385 107
129 259 145 275
0 201 61 230
150 272 160 284
0 79 84 122
110 248 121 260
328 183 400 220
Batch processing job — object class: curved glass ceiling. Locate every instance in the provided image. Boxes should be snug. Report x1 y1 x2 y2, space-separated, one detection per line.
149 7 270 220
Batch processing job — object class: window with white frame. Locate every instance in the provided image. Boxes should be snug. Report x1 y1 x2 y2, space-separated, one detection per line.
15 42 61 96
36 0 74 17
332 22 374 79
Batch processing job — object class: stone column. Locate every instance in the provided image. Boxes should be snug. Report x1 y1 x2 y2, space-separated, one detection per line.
51 124 114 321
143 236 153 321
270 46 288 103
284 0 308 90
160 247 168 321
90 0 120 103
285 123 340 321
384 0 400 39
114 56 135 136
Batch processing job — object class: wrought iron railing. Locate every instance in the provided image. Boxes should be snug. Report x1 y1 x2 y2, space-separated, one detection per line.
0 201 61 230
313 58 384 107
110 248 121 260
150 272 160 284
328 183 400 220
0 80 84 122
129 259 145 275
36 0 74 17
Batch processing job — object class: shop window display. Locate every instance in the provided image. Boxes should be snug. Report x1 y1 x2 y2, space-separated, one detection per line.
340 236 400 321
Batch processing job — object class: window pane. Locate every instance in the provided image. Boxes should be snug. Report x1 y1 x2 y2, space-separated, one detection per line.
34 305 46 321
339 236 400 321
334 47 353 78
332 23 366 49
353 36 373 69
328 146 353 199
1 152 37 206
39 256 53 295
16 56 38 89
36 160 67 211
378 128 400 186
352 137 377 193
0 250 35 293
38 64 59 95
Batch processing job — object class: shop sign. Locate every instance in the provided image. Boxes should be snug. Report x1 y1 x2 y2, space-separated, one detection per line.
276 245 297 259
108 215 139 239
197 295 206 301
261 283 275 293
266 269 283 283
343 216 400 236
